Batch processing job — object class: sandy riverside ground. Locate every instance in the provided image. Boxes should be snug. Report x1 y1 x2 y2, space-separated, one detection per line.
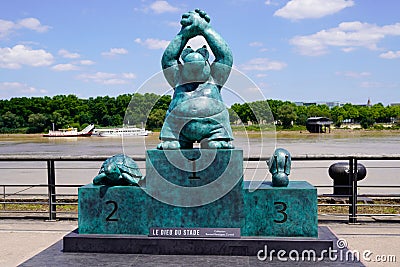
230 128 400 138
0 128 399 140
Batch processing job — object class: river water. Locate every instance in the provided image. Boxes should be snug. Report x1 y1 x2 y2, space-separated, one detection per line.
0 132 399 195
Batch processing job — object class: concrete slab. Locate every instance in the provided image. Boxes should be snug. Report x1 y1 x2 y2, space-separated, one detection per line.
63 226 333 255
0 219 398 266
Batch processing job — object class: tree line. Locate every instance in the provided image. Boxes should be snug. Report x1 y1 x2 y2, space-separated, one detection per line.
0 94 171 133
0 94 399 133
231 100 400 129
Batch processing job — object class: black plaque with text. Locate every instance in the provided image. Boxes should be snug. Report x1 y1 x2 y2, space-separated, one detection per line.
149 227 241 238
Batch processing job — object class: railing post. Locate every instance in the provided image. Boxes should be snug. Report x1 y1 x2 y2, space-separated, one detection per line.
348 158 358 223
47 160 57 221
2 185 5 211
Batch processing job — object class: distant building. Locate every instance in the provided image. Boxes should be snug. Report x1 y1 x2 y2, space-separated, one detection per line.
306 117 333 133
295 101 341 109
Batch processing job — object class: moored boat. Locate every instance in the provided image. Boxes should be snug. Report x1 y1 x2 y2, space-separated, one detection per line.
43 124 95 137
93 127 151 137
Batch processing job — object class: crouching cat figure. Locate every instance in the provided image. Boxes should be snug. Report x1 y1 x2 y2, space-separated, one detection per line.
157 9 234 150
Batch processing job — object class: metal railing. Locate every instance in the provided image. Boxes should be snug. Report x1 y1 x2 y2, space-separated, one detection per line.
0 154 399 222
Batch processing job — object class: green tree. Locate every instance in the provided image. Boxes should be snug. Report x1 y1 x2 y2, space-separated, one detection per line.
330 106 347 127
230 103 257 124
146 109 167 129
295 105 308 125
1 111 23 128
371 103 388 123
249 100 274 124
266 99 285 122
360 116 374 129
50 111 68 129
307 104 330 118
228 108 240 124
277 104 297 128
90 100 107 124
343 103 359 122
101 115 113 126
28 113 48 133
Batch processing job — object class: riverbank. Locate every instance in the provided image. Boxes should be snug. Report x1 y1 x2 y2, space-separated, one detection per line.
1 129 399 147
230 128 400 138
1 126 400 139
276 128 400 138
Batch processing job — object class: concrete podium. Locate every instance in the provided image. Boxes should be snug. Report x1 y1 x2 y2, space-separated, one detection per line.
78 149 317 237
68 148 332 255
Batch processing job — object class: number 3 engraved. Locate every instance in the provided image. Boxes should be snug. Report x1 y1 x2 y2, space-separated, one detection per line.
273 201 288 223
105 200 118 222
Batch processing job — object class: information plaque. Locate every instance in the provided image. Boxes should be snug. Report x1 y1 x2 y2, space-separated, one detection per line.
149 227 241 238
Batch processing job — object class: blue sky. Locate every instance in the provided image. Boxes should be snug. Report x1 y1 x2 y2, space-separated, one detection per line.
1 0 400 105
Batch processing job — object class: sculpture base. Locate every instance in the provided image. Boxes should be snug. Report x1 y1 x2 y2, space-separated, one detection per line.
78 149 317 237
78 181 317 237
243 181 318 237
63 226 333 256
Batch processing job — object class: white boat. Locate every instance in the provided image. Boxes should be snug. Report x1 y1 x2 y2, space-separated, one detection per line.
93 127 151 137
43 124 94 137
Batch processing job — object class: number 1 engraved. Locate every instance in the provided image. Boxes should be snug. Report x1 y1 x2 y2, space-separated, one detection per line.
188 158 200 180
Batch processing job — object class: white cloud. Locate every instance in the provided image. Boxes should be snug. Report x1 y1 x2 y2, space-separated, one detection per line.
150 1 180 14
51 58 95 71
187 36 208 50
0 17 50 39
58 49 81 59
341 47 356 53
101 48 128 57
79 60 95 65
0 45 54 69
249 42 264 47
166 21 181 28
77 72 136 85
359 81 398 89
265 0 279 6
0 19 15 38
249 41 268 52
336 71 371 78
360 81 383 88
274 0 354 20
240 58 287 71
380 50 400 59
135 38 170 50
17 18 50 32
290 21 400 56
0 82 47 97
122 73 136 79
52 63 80 71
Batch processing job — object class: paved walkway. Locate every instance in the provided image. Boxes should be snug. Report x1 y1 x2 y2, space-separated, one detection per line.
0 219 398 266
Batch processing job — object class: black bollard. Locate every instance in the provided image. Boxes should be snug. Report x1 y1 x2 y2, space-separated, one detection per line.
328 162 367 196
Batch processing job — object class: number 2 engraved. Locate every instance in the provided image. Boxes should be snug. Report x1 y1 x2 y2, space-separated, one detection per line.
105 200 118 222
273 201 288 223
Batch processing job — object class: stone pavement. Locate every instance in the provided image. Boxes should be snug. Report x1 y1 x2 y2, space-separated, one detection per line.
0 218 398 267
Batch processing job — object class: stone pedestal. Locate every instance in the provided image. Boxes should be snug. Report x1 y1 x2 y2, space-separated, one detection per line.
78 185 148 234
242 181 318 237
78 149 318 238
79 149 244 235
145 149 243 206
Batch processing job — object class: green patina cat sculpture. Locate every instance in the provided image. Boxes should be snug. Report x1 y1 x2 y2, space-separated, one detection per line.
268 148 292 187
157 9 234 150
